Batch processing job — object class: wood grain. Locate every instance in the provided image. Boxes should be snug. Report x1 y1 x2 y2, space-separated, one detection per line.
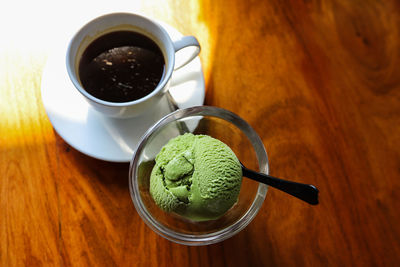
1 0 400 266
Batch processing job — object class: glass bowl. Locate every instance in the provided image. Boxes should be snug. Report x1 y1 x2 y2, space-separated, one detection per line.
129 106 269 245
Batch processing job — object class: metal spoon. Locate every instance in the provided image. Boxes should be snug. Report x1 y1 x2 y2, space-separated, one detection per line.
241 162 319 205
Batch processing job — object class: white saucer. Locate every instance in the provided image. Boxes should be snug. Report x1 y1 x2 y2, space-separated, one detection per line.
41 23 205 163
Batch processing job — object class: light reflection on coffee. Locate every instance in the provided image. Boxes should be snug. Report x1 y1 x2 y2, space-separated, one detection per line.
78 31 165 103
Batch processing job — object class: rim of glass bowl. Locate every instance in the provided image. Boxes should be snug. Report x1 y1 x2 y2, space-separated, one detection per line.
129 106 269 246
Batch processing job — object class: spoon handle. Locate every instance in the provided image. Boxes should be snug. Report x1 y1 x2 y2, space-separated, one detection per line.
242 167 319 205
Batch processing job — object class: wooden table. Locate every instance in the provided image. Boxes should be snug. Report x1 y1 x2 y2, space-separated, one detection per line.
1 0 400 266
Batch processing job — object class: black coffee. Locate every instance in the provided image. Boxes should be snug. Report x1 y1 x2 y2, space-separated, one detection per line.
78 31 165 103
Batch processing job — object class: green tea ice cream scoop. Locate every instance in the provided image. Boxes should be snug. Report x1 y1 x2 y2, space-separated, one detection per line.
149 133 242 221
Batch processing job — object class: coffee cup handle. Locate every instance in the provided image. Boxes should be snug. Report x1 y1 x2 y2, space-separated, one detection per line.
172 36 201 70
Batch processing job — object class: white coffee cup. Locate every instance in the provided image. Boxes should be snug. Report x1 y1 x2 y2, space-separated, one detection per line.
66 12 200 118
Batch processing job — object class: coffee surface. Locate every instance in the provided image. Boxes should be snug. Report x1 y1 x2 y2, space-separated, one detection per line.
79 31 165 103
